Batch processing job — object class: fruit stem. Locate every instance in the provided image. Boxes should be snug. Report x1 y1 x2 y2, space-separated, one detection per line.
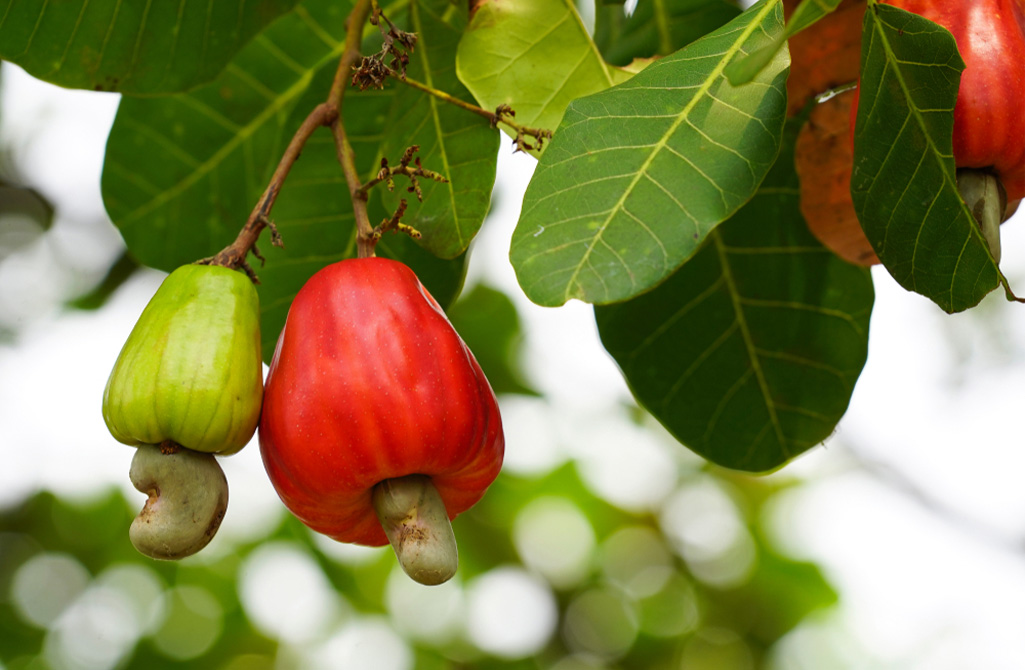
372 474 458 586
328 0 379 259
957 169 1008 264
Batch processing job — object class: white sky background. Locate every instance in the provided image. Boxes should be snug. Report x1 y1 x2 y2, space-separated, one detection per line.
3 51 1025 668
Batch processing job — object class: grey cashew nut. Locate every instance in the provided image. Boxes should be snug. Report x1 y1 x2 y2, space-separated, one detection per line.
957 169 1007 264
129 443 229 560
373 474 458 586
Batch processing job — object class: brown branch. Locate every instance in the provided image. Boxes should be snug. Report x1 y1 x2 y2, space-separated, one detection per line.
199 102 339 278
328 0 377 258
331 122 377 259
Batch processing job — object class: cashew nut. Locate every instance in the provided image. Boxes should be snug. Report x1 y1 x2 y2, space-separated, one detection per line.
373 474 458 586
128 443 229 560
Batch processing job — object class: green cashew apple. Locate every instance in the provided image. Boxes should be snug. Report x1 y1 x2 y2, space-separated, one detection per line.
103 264 263 455
103 263 263 561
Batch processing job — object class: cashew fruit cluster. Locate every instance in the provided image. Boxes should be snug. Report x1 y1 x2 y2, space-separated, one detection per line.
103 264 263 560
258 257 504 585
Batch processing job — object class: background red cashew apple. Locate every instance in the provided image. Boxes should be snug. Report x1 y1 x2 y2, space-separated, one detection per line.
796 89 880 266
258 257 504 583
842 0 1025 262
852 0 1025 202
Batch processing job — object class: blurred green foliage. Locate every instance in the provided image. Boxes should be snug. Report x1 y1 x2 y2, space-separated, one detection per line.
0 418 837 669
448 284 538 397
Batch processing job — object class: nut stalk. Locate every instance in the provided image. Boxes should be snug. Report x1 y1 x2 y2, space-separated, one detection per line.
372 474 458 586
957 169 1008 263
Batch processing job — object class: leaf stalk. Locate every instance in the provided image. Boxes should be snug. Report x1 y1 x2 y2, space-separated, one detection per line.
388 72 553 152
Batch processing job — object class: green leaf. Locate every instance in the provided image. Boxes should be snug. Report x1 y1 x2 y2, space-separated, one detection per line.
378 0 500 259
101 0 465 361
455 0 636 153
0 0 300 94
447 283 538 396
735 543 839 643
725 0 842 85
101 1 353 270
511 0 789 308
783 0 845 35
0 180 54 260
594 0 741 66
67 251 139 311
851 5 1000 313
595 122 873 473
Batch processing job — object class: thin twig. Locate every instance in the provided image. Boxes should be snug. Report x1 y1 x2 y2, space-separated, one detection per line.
371 198 422 242
199 103 339 278
838 440 1025 556
356 145 448 200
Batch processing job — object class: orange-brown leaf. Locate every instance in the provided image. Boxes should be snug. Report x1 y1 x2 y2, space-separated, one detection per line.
795 89 879 266
785 0 865 115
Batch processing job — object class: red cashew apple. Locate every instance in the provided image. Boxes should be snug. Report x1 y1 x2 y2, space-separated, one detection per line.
899 0 1024 203
796 89 879 266
258 257 504 585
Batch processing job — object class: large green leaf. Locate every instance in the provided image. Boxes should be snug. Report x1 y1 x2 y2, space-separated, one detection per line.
851 5 1001 313
0 0 299 94
595 123 873 473
378 0 499 259
455 0 637 152
101 0 466 361
447 283 537 396
725 0 843 85
594 0 741 66
511 0 789 308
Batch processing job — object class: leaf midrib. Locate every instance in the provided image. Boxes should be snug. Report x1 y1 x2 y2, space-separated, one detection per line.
411 0 463 249
559 0 780 303
564 0 617 87
652 0 672 55
712 230 787 455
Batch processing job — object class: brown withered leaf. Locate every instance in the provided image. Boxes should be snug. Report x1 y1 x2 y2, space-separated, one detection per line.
795 88 879 266
785 0 865 116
